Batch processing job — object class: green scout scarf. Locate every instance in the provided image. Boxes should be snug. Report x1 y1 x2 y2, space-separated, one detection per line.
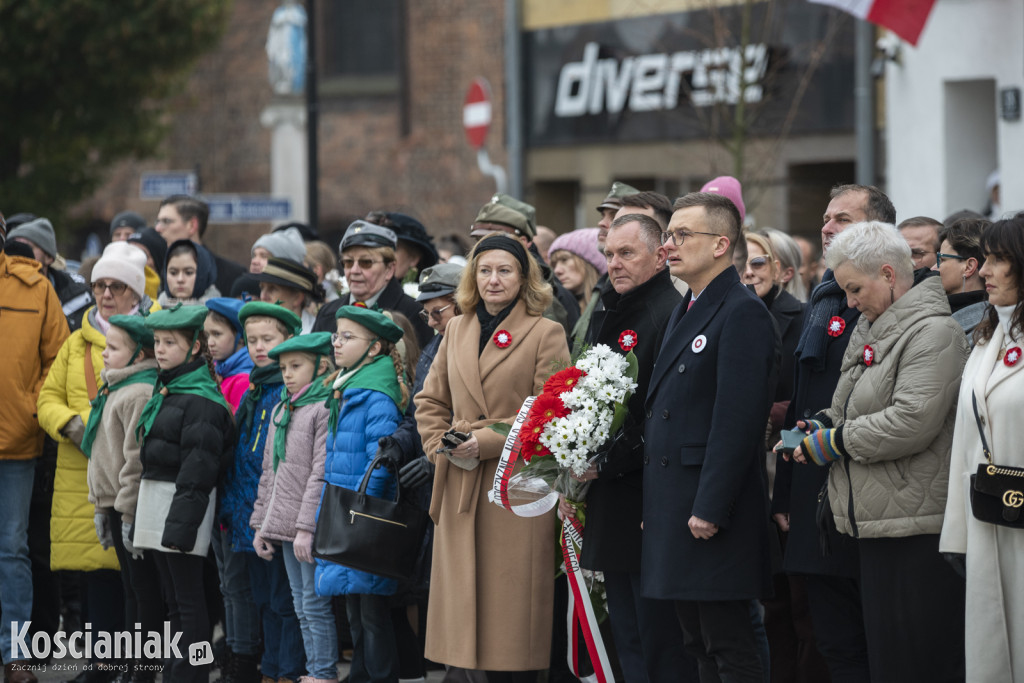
135 362 232 445
271 372 333 471
234 363 284 435
80 368 159 458
326 355 405 435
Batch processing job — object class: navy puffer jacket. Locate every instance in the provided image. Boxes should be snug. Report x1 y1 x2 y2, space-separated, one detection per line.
220 380 284 552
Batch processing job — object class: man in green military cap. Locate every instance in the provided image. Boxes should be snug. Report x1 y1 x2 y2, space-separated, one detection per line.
468 193 580 335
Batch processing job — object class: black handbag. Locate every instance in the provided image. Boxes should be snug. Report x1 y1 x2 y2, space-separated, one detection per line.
969 392 1024 528
815 476 836 556
313 455 431 580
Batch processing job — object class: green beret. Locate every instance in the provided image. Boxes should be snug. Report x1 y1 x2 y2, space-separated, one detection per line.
237 301 302 336
144 303 210 331
108 315 154 348
335 305 404 344
268 332 333 360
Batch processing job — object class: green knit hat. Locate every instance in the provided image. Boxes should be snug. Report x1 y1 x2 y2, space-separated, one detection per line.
268 332 333 360
238 301 302 336
144 303 209 331
108 315 154 349
335 306 404 343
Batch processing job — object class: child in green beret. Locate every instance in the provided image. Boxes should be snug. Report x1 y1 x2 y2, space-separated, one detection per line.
133 304 235 683
82 314 163 680
220 301 305 682
315 306 411 682
250 332 339 682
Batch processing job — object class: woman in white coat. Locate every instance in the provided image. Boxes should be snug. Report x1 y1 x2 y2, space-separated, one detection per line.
941 214 1024 682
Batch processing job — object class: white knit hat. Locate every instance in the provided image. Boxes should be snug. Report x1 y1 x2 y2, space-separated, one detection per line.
92 241 147 298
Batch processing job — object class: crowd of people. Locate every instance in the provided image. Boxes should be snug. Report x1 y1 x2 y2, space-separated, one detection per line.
0 180 1021 683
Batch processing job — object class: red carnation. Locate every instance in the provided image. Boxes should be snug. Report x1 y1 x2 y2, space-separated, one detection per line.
543 366 586 397
527 392 569 424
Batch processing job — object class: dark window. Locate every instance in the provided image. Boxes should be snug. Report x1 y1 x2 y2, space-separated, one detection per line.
319 0 402 96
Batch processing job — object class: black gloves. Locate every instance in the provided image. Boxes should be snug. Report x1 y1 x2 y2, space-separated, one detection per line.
376 436 403 466
399 457 435 489
943 552 966 579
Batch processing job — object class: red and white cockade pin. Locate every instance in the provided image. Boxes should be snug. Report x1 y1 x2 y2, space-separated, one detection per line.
863 345 875 366
1004 347 1022 367
826 316 846 337
618 329 638 352
493 329 512 348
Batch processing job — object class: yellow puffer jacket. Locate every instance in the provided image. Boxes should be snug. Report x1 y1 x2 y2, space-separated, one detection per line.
0 253 69 461
37 309 120 572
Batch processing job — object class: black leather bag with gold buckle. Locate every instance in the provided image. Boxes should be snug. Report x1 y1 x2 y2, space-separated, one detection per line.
313 455 430 579
969 392 1024 528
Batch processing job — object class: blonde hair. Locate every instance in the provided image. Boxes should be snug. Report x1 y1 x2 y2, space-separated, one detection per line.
243 314 294 339
456 234 553 317
745 232 780 283
550 250 600 304
304 240 337 278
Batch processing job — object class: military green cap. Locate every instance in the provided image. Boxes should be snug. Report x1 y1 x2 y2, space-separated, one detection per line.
144 303 210 331
335 305 404 344
491 194 536 234
109 315 154 348
268 332 333 360
596 181 641 212
471 194 534 238
416 262 463 302
238 301 301 336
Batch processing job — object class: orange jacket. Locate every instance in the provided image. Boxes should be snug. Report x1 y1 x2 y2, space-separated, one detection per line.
0 252 69 461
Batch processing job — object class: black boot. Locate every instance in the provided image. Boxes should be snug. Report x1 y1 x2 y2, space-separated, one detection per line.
213 649 235 682
231 652 260 683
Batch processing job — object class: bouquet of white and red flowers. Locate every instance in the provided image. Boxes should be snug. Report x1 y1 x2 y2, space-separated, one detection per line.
488 344 637 683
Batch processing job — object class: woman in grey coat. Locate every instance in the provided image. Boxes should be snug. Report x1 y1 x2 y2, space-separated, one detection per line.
791 221 969 683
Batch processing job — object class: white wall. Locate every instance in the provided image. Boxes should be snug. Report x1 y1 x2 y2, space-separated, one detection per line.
885 0 1024 220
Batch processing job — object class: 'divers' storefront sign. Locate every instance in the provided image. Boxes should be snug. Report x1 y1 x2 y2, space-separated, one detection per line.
523 2 855 147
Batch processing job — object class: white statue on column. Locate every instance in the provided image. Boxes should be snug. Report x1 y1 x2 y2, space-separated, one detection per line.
267 0 307 96
262 0 309 221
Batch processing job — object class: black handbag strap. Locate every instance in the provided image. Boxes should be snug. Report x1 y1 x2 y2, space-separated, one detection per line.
356 455 402 503
971 391 994 465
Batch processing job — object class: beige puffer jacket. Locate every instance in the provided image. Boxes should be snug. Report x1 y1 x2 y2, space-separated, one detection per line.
822 276 968 538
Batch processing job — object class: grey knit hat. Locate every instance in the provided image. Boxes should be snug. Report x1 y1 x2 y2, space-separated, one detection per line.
252 226 307 263
8 217 57 259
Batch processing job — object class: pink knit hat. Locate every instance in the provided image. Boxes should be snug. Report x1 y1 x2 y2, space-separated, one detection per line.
700 176 746 223
548 227 607 276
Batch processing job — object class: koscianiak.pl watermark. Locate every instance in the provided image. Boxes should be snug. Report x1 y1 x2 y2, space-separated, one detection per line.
10 622 213 668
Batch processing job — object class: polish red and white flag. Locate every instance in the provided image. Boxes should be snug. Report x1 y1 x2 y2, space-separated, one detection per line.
808 0 937 45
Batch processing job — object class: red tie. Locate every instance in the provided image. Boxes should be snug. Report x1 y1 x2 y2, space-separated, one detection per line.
687 299 695 311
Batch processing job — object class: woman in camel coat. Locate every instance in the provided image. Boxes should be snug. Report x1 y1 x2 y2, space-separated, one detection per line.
416 234 569 680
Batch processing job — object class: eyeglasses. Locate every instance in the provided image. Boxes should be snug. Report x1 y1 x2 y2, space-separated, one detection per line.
341 257 385 271
936 252 967 267
909 249 935 260
331 331 372 346
91 280 128 296
746 256 769 270
418 303 453 323
660 228 720 246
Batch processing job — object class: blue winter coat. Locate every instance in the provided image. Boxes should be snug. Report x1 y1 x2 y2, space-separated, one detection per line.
315 387 402 597
220 381 284 552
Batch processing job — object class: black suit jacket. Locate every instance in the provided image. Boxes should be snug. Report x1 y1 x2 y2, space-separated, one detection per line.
579 269 681 573
312 277 432 349
642 266 778 601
